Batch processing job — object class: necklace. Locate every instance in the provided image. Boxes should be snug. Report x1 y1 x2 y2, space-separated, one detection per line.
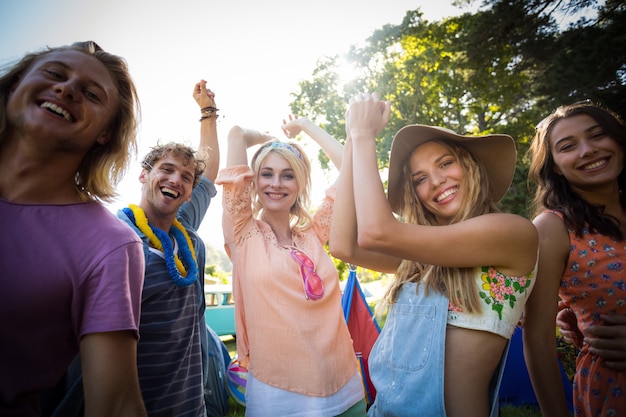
123 204 198 287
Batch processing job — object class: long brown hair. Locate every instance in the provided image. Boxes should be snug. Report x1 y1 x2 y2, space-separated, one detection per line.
529 102 626 239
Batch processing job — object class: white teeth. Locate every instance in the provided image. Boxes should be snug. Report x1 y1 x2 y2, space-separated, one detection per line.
582 160 606 170
161 187 179 197
41 102 72 121
436 187 457 202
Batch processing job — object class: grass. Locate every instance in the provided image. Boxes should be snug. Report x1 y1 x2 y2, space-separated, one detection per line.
225 399 246 417
219 337 543 417
501 406 542 417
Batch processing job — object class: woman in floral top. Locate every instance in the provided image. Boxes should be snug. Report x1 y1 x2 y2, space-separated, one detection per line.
525 101 626 417
330 93 538 417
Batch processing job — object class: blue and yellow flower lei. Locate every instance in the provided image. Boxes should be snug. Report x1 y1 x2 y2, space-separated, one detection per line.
123 204 198 287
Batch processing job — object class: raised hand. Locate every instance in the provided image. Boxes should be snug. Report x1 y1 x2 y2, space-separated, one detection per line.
279 115 343 170
193 79 216 109
347 92 391 141
281 114 306 139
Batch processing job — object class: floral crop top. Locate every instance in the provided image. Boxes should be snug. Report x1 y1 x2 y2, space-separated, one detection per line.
447 266 536 339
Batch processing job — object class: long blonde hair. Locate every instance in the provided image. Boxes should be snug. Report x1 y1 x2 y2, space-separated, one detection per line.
379 140 500 315
250 140 313 232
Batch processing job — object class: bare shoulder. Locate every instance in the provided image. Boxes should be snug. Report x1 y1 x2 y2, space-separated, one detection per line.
532 210 566 234
532 211 570 261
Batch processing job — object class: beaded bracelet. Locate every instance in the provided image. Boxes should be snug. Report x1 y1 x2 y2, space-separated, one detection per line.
199 105 220 121
199 114 219 122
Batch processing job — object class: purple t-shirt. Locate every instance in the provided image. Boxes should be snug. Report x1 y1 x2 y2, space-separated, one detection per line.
0 199 144 416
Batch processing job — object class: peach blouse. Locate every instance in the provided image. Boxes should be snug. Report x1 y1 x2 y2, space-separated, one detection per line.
216 165 358 396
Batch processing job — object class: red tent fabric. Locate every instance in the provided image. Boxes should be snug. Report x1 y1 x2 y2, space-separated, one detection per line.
341 267 381 407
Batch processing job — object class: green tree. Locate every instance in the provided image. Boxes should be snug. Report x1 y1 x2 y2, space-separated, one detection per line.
459 0 626 117
288 56 351 169
290 0 625 218
536 0 626 117
205 243 232 273
203 242 233 284
290 7 541 215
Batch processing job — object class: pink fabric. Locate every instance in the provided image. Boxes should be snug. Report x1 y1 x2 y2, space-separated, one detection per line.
216 166 357 396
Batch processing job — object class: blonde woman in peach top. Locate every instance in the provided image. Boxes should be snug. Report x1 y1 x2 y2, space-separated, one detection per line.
215 117 366 416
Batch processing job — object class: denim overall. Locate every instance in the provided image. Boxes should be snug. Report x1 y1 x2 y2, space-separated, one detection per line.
367 282 509 417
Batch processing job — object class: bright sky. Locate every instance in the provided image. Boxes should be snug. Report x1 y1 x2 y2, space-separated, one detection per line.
0 0 476 253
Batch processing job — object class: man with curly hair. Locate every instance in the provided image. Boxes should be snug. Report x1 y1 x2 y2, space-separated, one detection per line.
117 80 220 417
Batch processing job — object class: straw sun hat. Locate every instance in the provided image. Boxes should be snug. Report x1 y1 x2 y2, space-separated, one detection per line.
386 125 517 213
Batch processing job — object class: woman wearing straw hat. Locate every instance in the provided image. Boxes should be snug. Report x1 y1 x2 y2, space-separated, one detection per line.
330 92 538 417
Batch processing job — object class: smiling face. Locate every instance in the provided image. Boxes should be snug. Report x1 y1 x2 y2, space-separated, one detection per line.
256 152 300 216
409 140 465 225
139 153 195 223
6 49 119 153
550 114 624 193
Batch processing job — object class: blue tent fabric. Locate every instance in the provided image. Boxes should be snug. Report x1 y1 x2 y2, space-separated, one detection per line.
499 326 574 413
341 267 381 407
341 268 381 330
